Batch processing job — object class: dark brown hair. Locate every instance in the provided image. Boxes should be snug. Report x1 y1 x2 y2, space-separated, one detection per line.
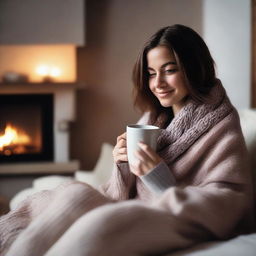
132 24 216 127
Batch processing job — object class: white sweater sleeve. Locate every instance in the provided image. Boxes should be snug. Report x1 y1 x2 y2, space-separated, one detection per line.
140 161 176 194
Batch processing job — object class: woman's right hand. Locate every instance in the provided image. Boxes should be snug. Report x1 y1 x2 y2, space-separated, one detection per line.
113 132 128 163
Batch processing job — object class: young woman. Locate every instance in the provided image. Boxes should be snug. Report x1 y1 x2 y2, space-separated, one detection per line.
0 24 254 256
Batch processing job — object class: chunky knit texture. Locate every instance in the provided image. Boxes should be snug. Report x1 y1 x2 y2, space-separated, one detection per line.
0 81 254 256
138 81 233 194
156 81 232 164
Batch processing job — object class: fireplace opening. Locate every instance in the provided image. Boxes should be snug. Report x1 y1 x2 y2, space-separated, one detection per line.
0 94 54 163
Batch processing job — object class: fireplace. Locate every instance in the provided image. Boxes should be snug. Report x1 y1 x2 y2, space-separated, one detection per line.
0 83 79 174
0 94 54 163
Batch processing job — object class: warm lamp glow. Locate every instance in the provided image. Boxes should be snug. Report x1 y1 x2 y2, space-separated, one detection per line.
36 65 49 76
35 65 62 81
0 45 76 82
50 67 61 77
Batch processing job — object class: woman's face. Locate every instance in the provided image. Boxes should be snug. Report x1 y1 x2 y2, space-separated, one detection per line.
147 46 189 115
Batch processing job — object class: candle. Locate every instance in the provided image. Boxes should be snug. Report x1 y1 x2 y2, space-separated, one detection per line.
36 65 62 82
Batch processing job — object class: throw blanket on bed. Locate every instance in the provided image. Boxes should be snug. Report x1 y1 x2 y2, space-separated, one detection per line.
0 82 254 256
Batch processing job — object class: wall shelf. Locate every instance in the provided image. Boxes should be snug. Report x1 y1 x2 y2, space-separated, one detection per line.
0 160 80 175
0 82 86 93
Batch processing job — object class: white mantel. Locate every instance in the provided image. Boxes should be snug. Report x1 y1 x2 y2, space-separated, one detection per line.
0 83 83 174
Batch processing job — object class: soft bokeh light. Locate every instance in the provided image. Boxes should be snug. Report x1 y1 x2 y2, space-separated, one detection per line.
36 65 49 76
35 65 62 80
50 67 61 77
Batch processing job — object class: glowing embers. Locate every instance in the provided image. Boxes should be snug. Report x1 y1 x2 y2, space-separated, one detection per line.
0 123 41 156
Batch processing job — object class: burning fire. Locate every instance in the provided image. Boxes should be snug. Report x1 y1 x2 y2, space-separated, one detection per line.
0 124 31 155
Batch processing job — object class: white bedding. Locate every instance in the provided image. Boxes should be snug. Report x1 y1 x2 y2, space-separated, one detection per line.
168 233 256 256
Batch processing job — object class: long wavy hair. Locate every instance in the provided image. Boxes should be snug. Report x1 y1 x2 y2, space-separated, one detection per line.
132 24 216 128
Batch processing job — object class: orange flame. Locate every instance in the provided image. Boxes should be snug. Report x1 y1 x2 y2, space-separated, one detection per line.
0 124 31 150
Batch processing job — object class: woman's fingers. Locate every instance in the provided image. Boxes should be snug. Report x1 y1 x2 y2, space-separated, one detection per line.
134 148 152 167
137 142 160 161
116 154 128 163
113 134 162 168
113 150 128 163
118 147 127 154
113 132 127 163
129 163 144 176
116 138 126 148
113 146 126 157
115 135 127 154
115 133 126 150
116 132 126 143
130 142 162 176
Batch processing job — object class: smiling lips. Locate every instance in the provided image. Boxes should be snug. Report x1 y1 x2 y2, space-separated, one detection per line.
156 89 175 98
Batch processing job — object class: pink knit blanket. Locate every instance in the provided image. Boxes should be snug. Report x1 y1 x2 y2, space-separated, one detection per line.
0 82 255 256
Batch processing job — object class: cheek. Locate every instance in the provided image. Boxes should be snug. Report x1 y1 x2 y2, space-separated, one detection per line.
180 87 189 98
167 74 182 85
148 80 154 91
170 75 188 91
180 84 189 100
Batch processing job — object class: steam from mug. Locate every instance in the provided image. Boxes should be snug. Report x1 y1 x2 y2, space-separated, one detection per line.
126 124 160 166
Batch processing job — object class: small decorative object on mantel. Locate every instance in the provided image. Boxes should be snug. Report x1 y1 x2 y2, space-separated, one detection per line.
2 71 29 83
36 65 62 83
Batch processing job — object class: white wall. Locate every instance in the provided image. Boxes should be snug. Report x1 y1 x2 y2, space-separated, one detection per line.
0 0 85 45
203 0 251 109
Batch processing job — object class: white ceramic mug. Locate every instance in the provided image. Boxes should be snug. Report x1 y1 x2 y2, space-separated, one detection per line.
126 124 160 166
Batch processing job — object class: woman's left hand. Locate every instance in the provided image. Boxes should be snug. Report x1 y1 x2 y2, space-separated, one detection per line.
129 142 163 176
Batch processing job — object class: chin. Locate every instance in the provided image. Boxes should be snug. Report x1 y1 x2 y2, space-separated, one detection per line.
159 100 173 108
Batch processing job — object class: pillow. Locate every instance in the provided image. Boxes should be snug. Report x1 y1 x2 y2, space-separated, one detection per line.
238 109 256 183
75 143 114 188
10 176 72 210
238 109 256 219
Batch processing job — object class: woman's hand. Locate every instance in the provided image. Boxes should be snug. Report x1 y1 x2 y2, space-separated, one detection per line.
130 142 163 176
113 132 128 163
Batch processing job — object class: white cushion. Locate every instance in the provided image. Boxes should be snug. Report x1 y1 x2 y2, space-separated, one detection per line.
238 109 256 193
238 109 256 153
168 233 256 256
75 143 114 187
33 175 72 190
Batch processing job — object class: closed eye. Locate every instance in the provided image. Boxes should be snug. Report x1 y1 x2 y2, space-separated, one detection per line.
147 68 178 78
165 69 177 74
148 72 156 77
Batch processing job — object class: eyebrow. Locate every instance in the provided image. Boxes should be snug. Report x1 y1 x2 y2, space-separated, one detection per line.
147 61 177 70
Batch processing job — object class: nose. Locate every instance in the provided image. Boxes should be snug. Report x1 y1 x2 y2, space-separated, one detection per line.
154 73 166 88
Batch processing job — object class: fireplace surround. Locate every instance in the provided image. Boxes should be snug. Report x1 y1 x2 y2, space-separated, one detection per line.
0 83 80 174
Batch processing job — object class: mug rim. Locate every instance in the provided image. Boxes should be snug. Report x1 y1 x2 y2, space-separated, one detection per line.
127 124 160 130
